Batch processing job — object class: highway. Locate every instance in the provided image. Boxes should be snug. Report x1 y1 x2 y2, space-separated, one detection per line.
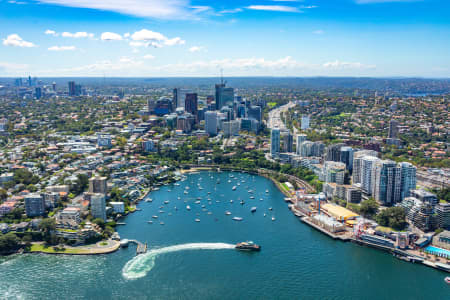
267 101 296 130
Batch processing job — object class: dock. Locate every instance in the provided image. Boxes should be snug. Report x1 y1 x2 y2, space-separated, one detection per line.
128 240 148 255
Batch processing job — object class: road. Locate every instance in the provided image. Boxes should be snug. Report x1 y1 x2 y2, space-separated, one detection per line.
267 101 296 130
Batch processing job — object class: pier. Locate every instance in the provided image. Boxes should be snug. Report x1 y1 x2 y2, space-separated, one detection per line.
128 240 148 255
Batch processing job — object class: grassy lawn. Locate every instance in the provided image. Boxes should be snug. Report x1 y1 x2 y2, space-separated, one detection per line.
29 244 90 254
281 182 291 192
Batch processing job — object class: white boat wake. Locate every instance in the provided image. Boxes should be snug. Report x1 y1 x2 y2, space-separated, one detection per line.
122 243 235 280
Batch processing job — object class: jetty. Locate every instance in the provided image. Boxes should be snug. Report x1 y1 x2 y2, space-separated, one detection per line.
124 239 148 255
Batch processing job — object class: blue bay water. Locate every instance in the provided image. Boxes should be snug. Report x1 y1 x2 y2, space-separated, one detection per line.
0 171 448 299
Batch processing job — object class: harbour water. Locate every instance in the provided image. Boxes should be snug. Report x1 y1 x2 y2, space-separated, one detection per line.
0 171 448 299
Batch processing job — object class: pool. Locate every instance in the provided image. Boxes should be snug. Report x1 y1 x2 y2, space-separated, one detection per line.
424 246 450 258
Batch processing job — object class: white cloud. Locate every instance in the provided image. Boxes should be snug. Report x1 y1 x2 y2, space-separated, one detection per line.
62 31 94 38
355 0 422 3
189 46 205 52
323 60 376 69
124 33 130 38
0 61 29 73
313 29 324 35
101 32 123 41
130 29 185 47
36 0 191 19
246 5 301 12
143 54 155 59
2 34 36 47
164 37 185 46
131 29 166 42
48 45 76 51
219 8 243 14
45 29 58 36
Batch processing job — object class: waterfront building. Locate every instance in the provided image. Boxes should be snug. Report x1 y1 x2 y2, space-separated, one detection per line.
352 150 379 184
301 115 310 130
346 188 362 203
90 193 106 221
270 128 280 158
24 194 45 217
89 175 107 195
399 162 416 200
360 155 380 194
399 197 435 232
436 203 450 230
59 207 81 224
110 202 125 214
205 111 218 136
296 134 307 155
432 230 450 250
371 160 401 206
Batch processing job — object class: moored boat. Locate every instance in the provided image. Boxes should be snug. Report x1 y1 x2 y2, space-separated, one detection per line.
251 207 257 213
445 277 450 284
232 217 243 221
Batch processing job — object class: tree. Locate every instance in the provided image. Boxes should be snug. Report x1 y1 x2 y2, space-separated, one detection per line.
92 218 105 229
359 198 379 218
375 207 407 231
39 218 56 239
0 188 7 201
0 233 20 253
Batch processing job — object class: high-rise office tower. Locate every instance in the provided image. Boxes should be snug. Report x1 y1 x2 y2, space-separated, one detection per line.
68 81 76 96
247 105 262 123
35 87 42 99
388 119 399 138
282 130 293 153
173 88 191 109
271 128 280 158
215 83 234 110
205 111 218 136
185 93 198 123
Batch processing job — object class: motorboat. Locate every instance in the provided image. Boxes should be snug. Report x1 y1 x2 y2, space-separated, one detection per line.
250 196 255 199
152 215 158 219
232 217 243 221
240 200 245 205
230 200 233 203
160 222 165 225
445 277 450 284
263 213 266 217
195 201 201 204
272 217 276 221
251 207 257 213
186 205 191 210
235 241 260 252
164 200 169 204
195 218 201 222
269 207 273 211
147 221 153 224
232 186 237 191
225 211 232 215
265 190 269 193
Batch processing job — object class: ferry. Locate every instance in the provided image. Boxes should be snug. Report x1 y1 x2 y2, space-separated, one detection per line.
186 205 191 210
225 211 232 215
232 217 243 221
251 207 257 213
232 186 237 191
235 241 260 252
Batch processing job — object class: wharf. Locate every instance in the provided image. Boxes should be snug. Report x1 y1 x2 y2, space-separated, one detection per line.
300 216 351 241
129 240 148 256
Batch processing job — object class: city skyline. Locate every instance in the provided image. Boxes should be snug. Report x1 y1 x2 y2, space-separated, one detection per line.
1 0 449 77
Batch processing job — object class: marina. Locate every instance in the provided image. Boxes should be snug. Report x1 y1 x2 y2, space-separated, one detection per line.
1 171 448 299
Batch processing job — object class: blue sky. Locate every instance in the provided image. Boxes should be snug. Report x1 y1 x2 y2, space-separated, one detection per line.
0 0 449 77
